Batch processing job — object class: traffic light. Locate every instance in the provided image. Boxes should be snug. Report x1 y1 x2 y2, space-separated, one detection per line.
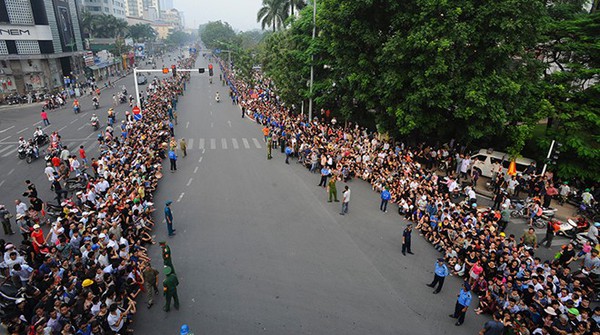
208 64 213 76
162 68 169 74
199 68 205 73
171 65 177 77
549 141 562 165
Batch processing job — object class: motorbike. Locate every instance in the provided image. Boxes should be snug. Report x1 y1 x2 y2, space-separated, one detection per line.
74 105 80 114
45 202 64 217
93 100 99 109
92 120 99 131
34 134 49 147
17 145 27 159
25 145 39 164
215 95 220 103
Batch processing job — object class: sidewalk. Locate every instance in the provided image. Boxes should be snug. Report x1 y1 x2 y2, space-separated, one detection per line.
472 175 575 222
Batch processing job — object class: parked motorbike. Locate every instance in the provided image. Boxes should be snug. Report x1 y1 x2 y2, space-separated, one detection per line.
45 202 64 217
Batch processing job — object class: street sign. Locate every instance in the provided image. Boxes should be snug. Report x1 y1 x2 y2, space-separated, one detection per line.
132 106 141 120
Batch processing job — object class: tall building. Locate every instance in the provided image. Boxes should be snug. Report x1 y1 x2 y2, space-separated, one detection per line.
79 0 127 18
160 8 182 29
0 0 85 94
160 0 173 10
125 0 144 17
141 0 160 15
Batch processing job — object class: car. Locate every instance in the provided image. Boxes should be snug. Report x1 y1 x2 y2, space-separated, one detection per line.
469 149 536 178
137 75 147 85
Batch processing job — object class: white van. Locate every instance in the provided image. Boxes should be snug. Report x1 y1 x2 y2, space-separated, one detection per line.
469 149 536 178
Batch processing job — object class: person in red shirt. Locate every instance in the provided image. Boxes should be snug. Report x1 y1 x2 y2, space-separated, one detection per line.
51 155 61 172
79 145 88 166
30 224 45 254
40 110 50 126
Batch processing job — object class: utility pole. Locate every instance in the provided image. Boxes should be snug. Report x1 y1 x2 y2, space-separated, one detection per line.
541 140 555 176
308 0 316 121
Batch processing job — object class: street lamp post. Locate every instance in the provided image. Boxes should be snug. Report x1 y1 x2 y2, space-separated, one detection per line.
307 0 316 121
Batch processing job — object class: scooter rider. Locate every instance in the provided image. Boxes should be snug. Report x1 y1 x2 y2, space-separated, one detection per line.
18 136 27 148
33 127 44 140
90 114 99 124
27 138 39 158
73 98 80 113
215 92 220 102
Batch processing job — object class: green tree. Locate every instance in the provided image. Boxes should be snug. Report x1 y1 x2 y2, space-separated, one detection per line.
128 24 157 42
93 14 128 38
80 11 97 39
200 21 237 49
165 31 192 46
257 0 289 32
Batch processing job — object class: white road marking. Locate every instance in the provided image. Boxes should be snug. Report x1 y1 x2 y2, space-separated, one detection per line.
0 136 11 142
198 156 203 163
199 138 204 149
252 138 262 149
16 127 28 134
242 138 250 149
193 166 198 174
187 138 194 149
176 192 185 202
221 138 227 149
70 119 77 124
202 148 205 154
186 122 189 128
210 138 216 149
77 124 87 131
86 132 94 139
232 138 239 149
0 126 15 133
7 168 14 175
210 111 212 115
33 120 42 125
186 178 193 186
2 147 17 157
210 122 213 128
0 180 4 187
58 125 68 132
227 120 231 127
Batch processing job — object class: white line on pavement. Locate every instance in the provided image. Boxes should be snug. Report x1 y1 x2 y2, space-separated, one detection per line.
193 166 198 174
33 120 42 125
186 178 193 186
198 156 203 163
7 168 14 175
221 138 227 149
210 122 213 128
77 124 86 131
58 125 68 132
210 111 212 115
199 138 204 149
202 148 205 154
242 138 250 149
2 147 17 157
70 119 77 124
0 145 14 154
187 138 194 149
0 180 4 187
176 192 185 202
227 120 231 127
16 127 28 134
210 138 216 150
186 122 189 128
232 138 239 149
0 126 15 133
252 138 262 149
86 132 94 139
0 136 11 142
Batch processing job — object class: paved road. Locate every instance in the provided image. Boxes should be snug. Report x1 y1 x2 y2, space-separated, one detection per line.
0 54 568 334
131 57 519 335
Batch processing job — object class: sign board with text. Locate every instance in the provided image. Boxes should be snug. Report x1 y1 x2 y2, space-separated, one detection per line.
0 25 52 41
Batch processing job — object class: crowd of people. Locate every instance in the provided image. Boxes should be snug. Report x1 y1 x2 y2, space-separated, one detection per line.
220 60 600 334
0 54 194 335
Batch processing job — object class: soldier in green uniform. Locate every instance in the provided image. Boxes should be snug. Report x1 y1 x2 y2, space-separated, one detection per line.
267 136 272 160
327 176 339 202
163 266 179 312
159 241 175 274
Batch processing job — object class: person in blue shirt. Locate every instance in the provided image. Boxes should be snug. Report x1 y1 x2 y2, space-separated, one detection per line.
427 258 449 294
164 201 175 236
318 167 331 187
450 282 473 326
285 145 292 164
168 149 177 172
380 188 391 212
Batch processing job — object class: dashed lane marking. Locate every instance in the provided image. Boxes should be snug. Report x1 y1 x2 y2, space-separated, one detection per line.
0 126 15 133
187 138 194 149
8 168 15 175
0 136 11 142
198 156 203 163
242 138 250 149
0 180 4 187
70 119 77 124
232 138 239 149
2 147 17 157
177 192 185 202
252 138 262 149
186 122 189 129
193 166 198 174
186 178 193 186
210 122 213 128
199 138 204 149
16 127 28 134
210 138 216 150
221 138 227 149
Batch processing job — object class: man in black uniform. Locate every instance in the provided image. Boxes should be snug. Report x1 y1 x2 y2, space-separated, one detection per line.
402 223 413 256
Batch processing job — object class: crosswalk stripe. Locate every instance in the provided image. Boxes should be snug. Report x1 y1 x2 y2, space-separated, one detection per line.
199 138 205 149
2 147 18 157
187 138 194 149
0 145 14 155
221 138 228 149
252 138 262 149
232 138 239 149
242 138 250 149
210 138 216 150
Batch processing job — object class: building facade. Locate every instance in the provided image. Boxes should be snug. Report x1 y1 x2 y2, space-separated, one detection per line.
79 0 126 18
159 0 172 10
125 0 144 17
0 0 85 95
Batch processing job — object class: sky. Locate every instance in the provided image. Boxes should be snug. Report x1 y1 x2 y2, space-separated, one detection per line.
174 0 264 31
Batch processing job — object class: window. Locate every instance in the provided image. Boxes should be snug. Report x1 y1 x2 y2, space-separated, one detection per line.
5 0 34 24
15 40 40 54
0 41 8 55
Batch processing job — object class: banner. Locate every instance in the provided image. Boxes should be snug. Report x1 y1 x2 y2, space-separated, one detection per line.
0 25 52 41
53 0 76 51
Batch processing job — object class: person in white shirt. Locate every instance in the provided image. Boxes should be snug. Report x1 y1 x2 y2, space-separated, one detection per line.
340 186 351 215
14 200 27 216
44 163 55 182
